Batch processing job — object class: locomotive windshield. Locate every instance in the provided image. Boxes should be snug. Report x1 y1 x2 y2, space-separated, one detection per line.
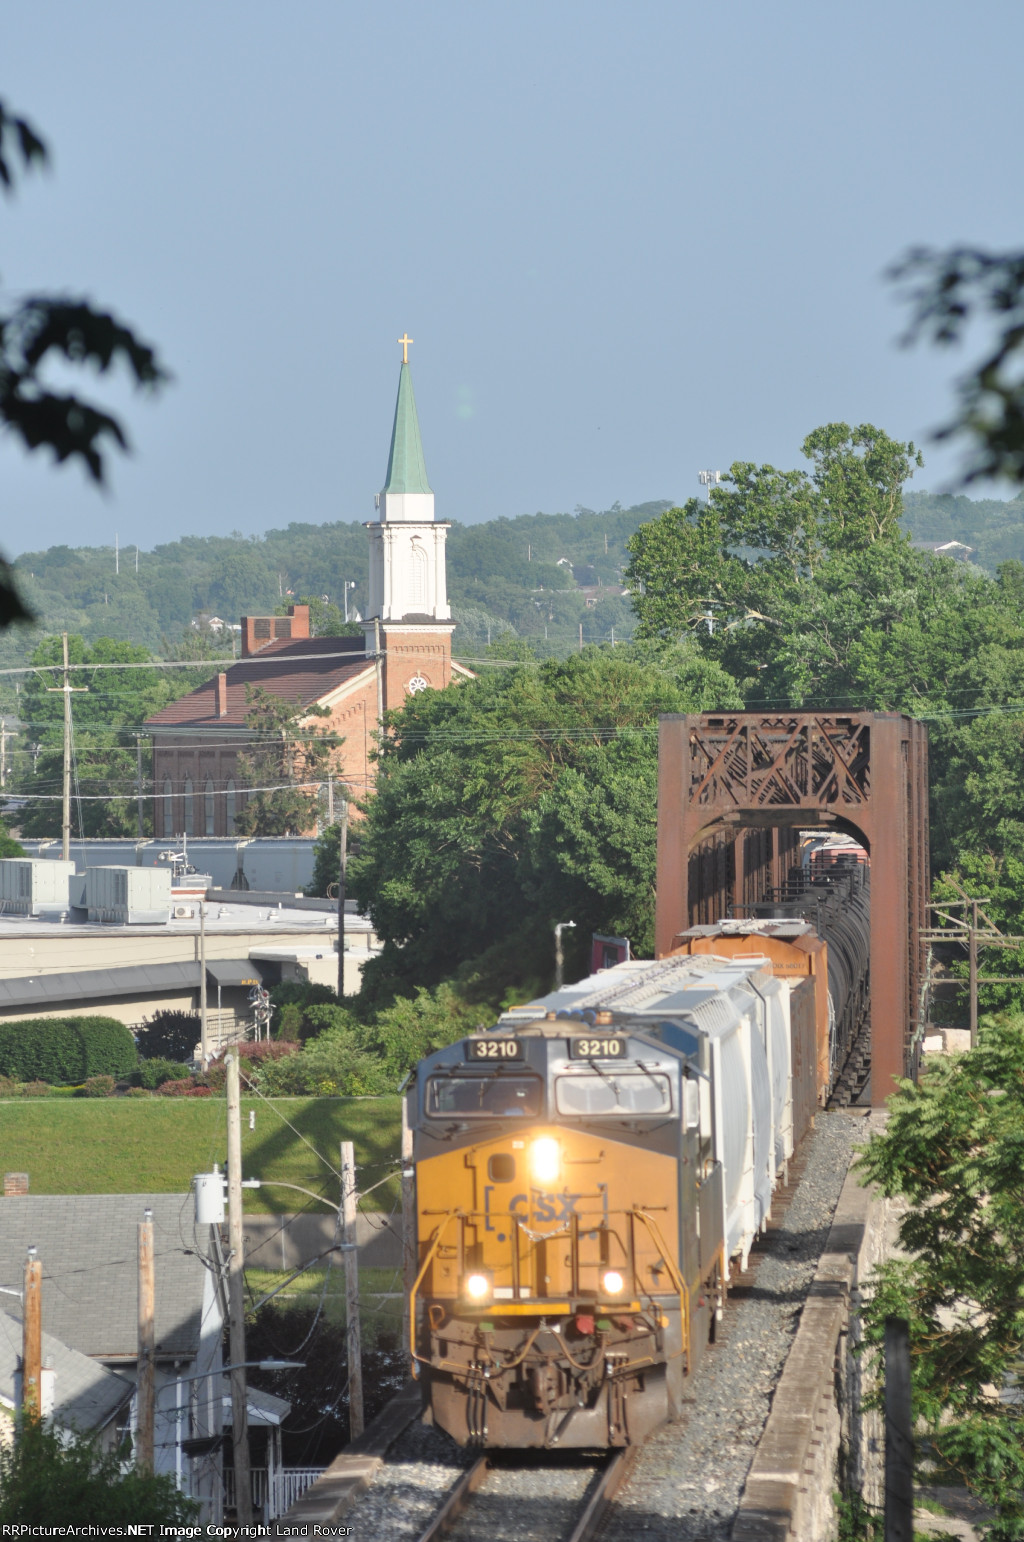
555 1072 673 1116
427 1073 543 1118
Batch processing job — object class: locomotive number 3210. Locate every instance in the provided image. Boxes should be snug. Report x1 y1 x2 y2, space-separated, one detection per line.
466 1038 524 1060
569 1037 627 1059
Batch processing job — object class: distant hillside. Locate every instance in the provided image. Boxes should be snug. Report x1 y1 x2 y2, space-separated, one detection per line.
902 490 1024 570
10 487 1015 684
2 499 669 670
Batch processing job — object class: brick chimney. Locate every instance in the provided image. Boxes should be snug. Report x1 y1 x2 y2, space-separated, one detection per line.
214 672 228 717
4 1172 28 1196
241 604 312 657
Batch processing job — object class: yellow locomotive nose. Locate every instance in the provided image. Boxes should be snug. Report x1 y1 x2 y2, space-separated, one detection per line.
528 1136 560 1185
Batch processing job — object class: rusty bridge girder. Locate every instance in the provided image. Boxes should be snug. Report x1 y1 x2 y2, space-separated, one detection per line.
655 712 930 1105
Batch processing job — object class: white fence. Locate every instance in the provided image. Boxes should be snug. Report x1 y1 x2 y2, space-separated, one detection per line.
223 1467 323 1520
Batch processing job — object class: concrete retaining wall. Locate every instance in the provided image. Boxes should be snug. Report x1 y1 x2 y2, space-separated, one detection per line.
243 1209 402 1272
732 1112 889 1541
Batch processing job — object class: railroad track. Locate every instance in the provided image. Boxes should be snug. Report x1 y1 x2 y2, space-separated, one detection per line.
414 1446 641 1542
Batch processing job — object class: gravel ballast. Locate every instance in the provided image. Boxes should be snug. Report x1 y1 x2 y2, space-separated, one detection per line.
600 1109 863 1542
341 1110 862 1542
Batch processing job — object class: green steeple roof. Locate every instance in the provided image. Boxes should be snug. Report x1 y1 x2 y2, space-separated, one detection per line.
382 362 432 495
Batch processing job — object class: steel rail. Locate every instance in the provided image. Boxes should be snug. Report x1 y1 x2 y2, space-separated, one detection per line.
415 1455 491 1542
565 1446 641 1542
412 1445 639 1542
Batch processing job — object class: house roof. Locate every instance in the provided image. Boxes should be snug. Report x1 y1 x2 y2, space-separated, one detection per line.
382 362 432 495
0 1195 214 1360
0 1309 134 1432
144 636 371 731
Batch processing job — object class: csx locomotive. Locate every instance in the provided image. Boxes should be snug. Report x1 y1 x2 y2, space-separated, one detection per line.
407 860 870 1448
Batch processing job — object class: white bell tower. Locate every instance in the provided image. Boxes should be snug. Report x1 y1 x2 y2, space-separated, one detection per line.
365 337 454 708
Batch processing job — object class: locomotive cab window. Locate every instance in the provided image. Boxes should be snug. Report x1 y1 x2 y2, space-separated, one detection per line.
427 1074 543 1118
555 1072 673 1116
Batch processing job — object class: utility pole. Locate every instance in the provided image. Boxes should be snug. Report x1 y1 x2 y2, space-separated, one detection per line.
22 1247 41 1420
225 1054 253 1524
554 920 576 990
137 1209 155 1471
135 736 145 839
115 532 119 575
47 633 87 862
884 1316 913 1541
336 800 348 998
200 901 209 1065
327 773 334 827
401 1101 417 1375
578 622 583 653
341 1141 363 1440
0 720 9 789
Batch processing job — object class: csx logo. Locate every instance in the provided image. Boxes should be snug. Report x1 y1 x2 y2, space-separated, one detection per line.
483 1185 609 1237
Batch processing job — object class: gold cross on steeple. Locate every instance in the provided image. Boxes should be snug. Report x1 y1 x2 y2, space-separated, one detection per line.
397 332 414 364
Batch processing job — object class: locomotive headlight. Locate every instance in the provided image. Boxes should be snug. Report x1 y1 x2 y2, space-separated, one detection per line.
529 1136 561 1186
464 1272 492 1303
601 1270 625 1296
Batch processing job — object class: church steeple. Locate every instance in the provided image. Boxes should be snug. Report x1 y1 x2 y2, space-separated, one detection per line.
366 342 451 631
382 363 432 496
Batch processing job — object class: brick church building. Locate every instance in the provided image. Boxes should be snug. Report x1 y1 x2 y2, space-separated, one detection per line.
145 354 471 836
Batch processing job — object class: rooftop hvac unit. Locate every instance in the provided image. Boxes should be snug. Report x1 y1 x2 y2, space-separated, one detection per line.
173 904 195 919
85 865 172 925
0 859 75 916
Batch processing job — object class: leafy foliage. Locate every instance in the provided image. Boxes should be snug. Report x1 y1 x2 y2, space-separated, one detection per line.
137 1010 200 1063
350 643 741 1001
892 246 1024 487
0 98 168 632
131 1056 192 1090
246 1305 404 1466
249 983 483 1093
856 1016 1024 1539
0 1016 136 1084
0 1418 197 1525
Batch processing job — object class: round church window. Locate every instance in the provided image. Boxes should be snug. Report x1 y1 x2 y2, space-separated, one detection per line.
407 674 429 694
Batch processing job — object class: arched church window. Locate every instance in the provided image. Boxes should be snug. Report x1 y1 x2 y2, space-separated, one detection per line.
226 780 237 832
409 541 428 608
204 778 215 836
183 776 194 836
162 778 173 837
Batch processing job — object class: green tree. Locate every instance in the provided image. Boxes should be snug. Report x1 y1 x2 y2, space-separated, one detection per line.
16 635 171 838
277 594 362 638
234 687 340 836
350 644 741 1004
0 1418 197 1525
856 1017 1024 1539
626 423 923 671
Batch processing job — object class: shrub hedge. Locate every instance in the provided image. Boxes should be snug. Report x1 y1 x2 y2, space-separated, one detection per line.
0 1017 137 1085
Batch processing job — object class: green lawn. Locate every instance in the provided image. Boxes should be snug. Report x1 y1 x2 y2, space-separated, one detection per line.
0 1095 402 1212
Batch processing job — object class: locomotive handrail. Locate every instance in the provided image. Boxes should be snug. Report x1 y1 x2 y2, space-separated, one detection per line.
632 1208 691 1370
408 1210 460 1369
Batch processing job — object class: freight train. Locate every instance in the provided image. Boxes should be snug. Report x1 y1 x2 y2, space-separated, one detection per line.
407 855 870 1448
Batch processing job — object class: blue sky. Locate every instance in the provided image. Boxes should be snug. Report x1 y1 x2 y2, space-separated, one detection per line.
2 1 1020 553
